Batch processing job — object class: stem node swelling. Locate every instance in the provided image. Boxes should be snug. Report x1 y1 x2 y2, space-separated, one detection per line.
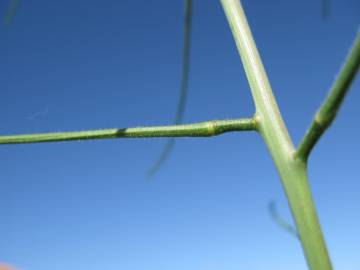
0 118 256 145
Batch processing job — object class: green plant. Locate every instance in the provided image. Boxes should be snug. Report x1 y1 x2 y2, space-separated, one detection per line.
1 0 359 269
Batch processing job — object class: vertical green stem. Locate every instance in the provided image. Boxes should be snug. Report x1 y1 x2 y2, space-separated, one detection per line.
220 0 332 269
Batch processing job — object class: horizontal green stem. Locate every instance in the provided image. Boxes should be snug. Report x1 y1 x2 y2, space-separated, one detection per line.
0 118 256 145
296 32 360 161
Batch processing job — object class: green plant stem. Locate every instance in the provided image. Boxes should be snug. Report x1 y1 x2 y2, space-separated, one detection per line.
0 118 256 145
148 0 193 176
296 33 360 161
220 1 332 269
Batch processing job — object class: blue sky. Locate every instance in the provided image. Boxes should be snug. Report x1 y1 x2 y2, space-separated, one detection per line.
0 0 359 269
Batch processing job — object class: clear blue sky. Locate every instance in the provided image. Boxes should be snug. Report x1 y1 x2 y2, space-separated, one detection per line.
0 1 359 269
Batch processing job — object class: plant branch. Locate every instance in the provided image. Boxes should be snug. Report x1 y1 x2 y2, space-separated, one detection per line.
221 1 333 269
148 0 193 176
0 118 256 145
296 32 360 161
220 0 294 157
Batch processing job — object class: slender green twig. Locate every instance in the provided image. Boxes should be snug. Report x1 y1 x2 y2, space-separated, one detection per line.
268 200 299 239
296 33 360 161
148 0 193 176
3 0 21 25
221 1 332 269
0 118 256 145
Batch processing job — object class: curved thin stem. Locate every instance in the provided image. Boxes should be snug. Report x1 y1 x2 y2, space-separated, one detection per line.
148 0 193 176
296 33 360 161
321 0 331 20
147 139 175 176
3 0 21 25
0 118 256 145
268 200 299 239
